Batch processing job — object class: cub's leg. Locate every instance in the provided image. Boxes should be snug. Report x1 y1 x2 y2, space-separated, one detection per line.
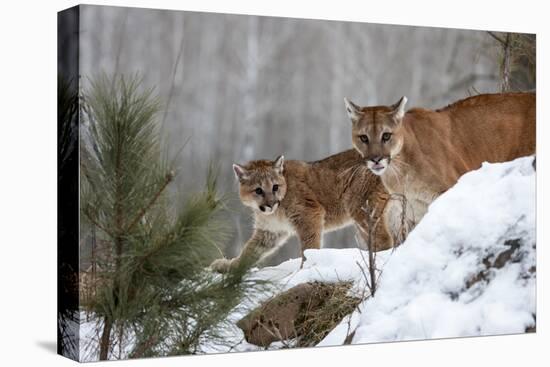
210 230 289 273
291 206 325 264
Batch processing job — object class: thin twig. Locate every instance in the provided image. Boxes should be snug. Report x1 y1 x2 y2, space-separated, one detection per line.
501 33 512 92
226 337 245 352
130 331 160 359
161 21 186 130
487 31 506 45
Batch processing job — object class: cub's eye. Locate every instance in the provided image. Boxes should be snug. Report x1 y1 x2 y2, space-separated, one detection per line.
359 135 369 144
382 132 392 142
255 188 264 195
273 184 279 192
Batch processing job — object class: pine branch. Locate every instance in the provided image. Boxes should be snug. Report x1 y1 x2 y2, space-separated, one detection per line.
126 170 175 232
80 74 255 359
83 208 114 238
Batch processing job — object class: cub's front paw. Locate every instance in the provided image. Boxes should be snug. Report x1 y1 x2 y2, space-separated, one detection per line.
210 258 235 273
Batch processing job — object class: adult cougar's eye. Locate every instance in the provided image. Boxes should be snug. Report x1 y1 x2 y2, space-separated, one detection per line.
382 132 392 142
359 135 369 144
255 188 264 195
273 184 279 192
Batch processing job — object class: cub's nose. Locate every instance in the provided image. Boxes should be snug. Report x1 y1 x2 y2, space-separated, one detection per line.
370 156 383 164
259 204 272 212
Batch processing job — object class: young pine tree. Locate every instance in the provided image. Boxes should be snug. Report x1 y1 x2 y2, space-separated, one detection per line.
80 75 255 360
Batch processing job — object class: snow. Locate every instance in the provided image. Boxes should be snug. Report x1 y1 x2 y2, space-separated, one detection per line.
207 156 536 351
80 156 536 358
342 156 536 344
198 248 388 353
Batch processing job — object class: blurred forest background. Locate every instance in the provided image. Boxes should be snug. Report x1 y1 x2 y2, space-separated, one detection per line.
78 5 535 266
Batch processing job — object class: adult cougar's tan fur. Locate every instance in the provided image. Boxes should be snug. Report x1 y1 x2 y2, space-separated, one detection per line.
344 92 536 234
210 151 392 273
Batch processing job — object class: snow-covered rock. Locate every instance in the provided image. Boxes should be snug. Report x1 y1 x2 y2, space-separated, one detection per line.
208 156 536 351
350 156 536 344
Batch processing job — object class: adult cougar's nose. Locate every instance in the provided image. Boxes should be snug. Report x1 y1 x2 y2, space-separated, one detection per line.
370 156 383 164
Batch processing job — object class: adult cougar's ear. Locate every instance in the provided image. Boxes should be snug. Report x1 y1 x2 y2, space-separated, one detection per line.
273 155 284 174
344 97 363 123
391 96 408 122
233 163 249 181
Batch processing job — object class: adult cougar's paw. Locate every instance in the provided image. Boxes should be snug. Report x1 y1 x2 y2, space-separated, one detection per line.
210 258 235 273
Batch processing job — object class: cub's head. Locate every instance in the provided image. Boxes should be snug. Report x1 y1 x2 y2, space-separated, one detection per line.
232 155 287 215
344 96 408 176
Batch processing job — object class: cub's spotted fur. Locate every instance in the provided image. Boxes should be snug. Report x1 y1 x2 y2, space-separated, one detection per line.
210 151 392 273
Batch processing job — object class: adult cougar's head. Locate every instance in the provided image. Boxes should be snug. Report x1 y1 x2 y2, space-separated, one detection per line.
344 96 407 176
232 155 287 215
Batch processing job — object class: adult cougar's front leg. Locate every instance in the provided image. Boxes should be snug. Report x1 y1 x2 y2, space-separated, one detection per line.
210 229 289 273
352 208 393 252
351 193 393 252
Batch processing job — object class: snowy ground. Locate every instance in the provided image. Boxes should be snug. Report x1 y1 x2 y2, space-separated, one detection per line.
80 156 536 359
202 156 536 352
350 156 536 344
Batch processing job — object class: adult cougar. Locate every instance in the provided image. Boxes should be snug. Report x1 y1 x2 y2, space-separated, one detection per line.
344 93 535 234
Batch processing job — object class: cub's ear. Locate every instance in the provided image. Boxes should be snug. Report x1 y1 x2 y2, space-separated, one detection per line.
391 96 408 121
273 155 285 174
233 163 249 181
344 97 362 123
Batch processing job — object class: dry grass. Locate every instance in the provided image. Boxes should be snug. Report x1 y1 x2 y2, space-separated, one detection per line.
237 281 362 348
294 281 362 347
